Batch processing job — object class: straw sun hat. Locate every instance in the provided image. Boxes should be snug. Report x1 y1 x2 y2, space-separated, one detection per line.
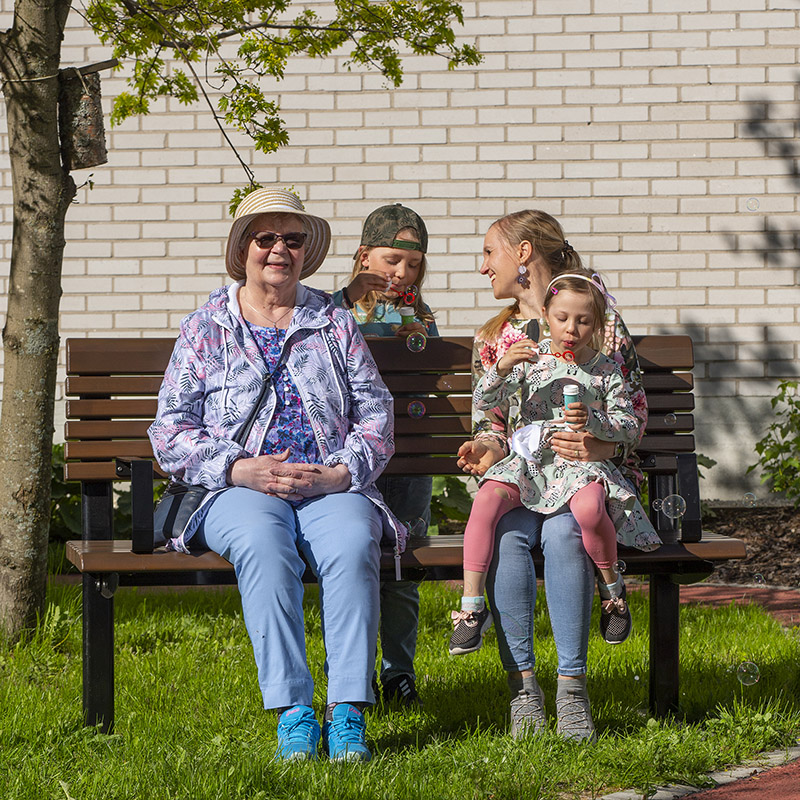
225 188 332 280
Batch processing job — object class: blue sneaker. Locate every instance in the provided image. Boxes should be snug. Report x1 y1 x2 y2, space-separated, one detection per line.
322 703 372 762
276 705 320 761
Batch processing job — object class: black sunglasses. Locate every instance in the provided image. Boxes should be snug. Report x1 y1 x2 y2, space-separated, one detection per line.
250 231 307 250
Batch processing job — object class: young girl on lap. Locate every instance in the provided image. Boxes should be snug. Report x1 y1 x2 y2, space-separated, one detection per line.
449 269 660 655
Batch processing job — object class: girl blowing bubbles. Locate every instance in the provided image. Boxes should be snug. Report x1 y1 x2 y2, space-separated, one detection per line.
449 269 660 656
333 204 438 708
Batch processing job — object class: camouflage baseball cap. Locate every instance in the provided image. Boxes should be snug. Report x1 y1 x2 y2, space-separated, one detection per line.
357 203 428 254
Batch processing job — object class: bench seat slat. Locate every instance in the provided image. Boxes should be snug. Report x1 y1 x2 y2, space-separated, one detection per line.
66 533 746 575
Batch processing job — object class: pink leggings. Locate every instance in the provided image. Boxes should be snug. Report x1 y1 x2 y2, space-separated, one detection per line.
463 479 618 573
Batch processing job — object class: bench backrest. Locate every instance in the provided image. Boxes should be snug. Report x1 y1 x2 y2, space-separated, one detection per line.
64 334 695 480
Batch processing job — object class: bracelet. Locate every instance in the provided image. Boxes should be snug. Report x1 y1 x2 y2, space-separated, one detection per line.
341 286 354 309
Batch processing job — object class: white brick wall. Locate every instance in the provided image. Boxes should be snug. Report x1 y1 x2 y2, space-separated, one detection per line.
0 0 798 501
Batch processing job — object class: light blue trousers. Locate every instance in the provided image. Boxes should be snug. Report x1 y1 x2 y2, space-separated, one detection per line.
486 507 595 677
195 488 382 709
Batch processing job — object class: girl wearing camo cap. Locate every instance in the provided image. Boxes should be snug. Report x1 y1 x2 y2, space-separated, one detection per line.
332 203 438 708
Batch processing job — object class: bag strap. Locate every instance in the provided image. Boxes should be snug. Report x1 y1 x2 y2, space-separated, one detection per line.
232 376 271 447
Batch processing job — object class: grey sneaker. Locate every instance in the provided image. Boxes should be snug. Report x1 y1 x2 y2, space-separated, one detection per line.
510 682 546 738
556 678 597 744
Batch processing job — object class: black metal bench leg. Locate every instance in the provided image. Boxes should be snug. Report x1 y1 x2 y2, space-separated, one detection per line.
83 573 114 732
649 573 680 717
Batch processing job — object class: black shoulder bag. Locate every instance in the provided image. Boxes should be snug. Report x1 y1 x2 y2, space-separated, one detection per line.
153 377 271 546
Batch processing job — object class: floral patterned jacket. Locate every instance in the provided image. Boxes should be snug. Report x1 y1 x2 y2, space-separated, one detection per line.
472 312 647 486
148 282 406 552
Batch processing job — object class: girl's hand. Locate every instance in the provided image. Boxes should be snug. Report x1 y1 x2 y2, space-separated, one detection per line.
456 439 505 476
496 339 538 377
395 321 427 338
346 270 392 303
548 430 615 462
564 402 588 431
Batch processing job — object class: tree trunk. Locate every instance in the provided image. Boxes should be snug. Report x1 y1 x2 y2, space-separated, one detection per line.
0 0 75 640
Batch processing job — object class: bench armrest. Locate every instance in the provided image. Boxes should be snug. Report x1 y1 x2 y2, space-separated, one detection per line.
115 458 155 554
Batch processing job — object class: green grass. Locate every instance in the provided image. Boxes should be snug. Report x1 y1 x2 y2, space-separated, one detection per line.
1 581 799 800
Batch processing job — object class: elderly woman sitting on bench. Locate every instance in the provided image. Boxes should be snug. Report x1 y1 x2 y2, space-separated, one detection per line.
148 188 404 763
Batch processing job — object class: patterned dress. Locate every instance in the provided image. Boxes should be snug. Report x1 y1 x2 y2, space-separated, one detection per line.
475 339 660 552
472 311 647 488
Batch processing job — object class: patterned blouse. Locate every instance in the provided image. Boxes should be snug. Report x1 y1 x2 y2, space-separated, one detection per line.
472 312 647 487
247 323 321 464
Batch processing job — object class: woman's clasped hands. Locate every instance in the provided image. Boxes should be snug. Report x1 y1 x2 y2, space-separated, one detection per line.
228 449 352 500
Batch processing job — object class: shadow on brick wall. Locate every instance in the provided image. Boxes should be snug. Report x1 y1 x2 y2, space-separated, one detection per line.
722 78 800 268
651 319 797 496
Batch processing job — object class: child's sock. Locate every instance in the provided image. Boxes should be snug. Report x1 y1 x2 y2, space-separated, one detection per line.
461 596 485 613
603 575 624 599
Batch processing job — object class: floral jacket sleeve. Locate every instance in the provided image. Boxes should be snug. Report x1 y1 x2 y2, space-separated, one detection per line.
149 320 249 489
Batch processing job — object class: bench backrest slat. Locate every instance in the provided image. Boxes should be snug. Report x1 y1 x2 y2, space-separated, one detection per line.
64 335 696 483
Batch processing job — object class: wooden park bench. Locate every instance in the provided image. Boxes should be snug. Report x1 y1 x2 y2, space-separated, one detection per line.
64 334 746 732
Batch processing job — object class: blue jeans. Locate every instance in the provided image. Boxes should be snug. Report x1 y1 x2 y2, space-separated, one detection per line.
486 507 594 677
375 475 432 682
194 488 382 709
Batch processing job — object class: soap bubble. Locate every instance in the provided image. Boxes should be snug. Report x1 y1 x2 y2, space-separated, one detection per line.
662 494 687 519
407 400 426 419
745 197 760 211
753 574 766 587
665 413 677 426
406 332 427 353
652 499 663 511
743 492 756 507
736 661 760 686
613 559 627 575
633 674 640 682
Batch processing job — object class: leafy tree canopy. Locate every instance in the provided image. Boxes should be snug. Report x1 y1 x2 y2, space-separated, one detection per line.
84 0 480 183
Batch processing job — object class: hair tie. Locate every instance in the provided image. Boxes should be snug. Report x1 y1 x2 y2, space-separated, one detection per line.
590 272 617 310
562 240 574 257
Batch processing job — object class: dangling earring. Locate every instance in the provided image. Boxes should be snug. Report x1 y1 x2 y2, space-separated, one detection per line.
517 264 527 285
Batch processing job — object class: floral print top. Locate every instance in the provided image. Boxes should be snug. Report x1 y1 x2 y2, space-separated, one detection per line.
472 311 647 486
247 323 322 465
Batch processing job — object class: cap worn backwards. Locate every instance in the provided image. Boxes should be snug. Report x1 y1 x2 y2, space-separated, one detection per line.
357 203 428 255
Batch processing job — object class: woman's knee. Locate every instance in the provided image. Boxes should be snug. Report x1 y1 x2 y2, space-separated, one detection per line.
203 489 298 566
299 494 382 575
540 512 587 560
493 506 543 558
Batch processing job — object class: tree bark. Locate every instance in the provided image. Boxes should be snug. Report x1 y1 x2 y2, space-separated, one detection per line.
0 0 75 640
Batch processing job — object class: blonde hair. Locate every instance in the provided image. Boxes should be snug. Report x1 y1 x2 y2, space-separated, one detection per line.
478 210 583 342
349 227 434 325
543 268 607 350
